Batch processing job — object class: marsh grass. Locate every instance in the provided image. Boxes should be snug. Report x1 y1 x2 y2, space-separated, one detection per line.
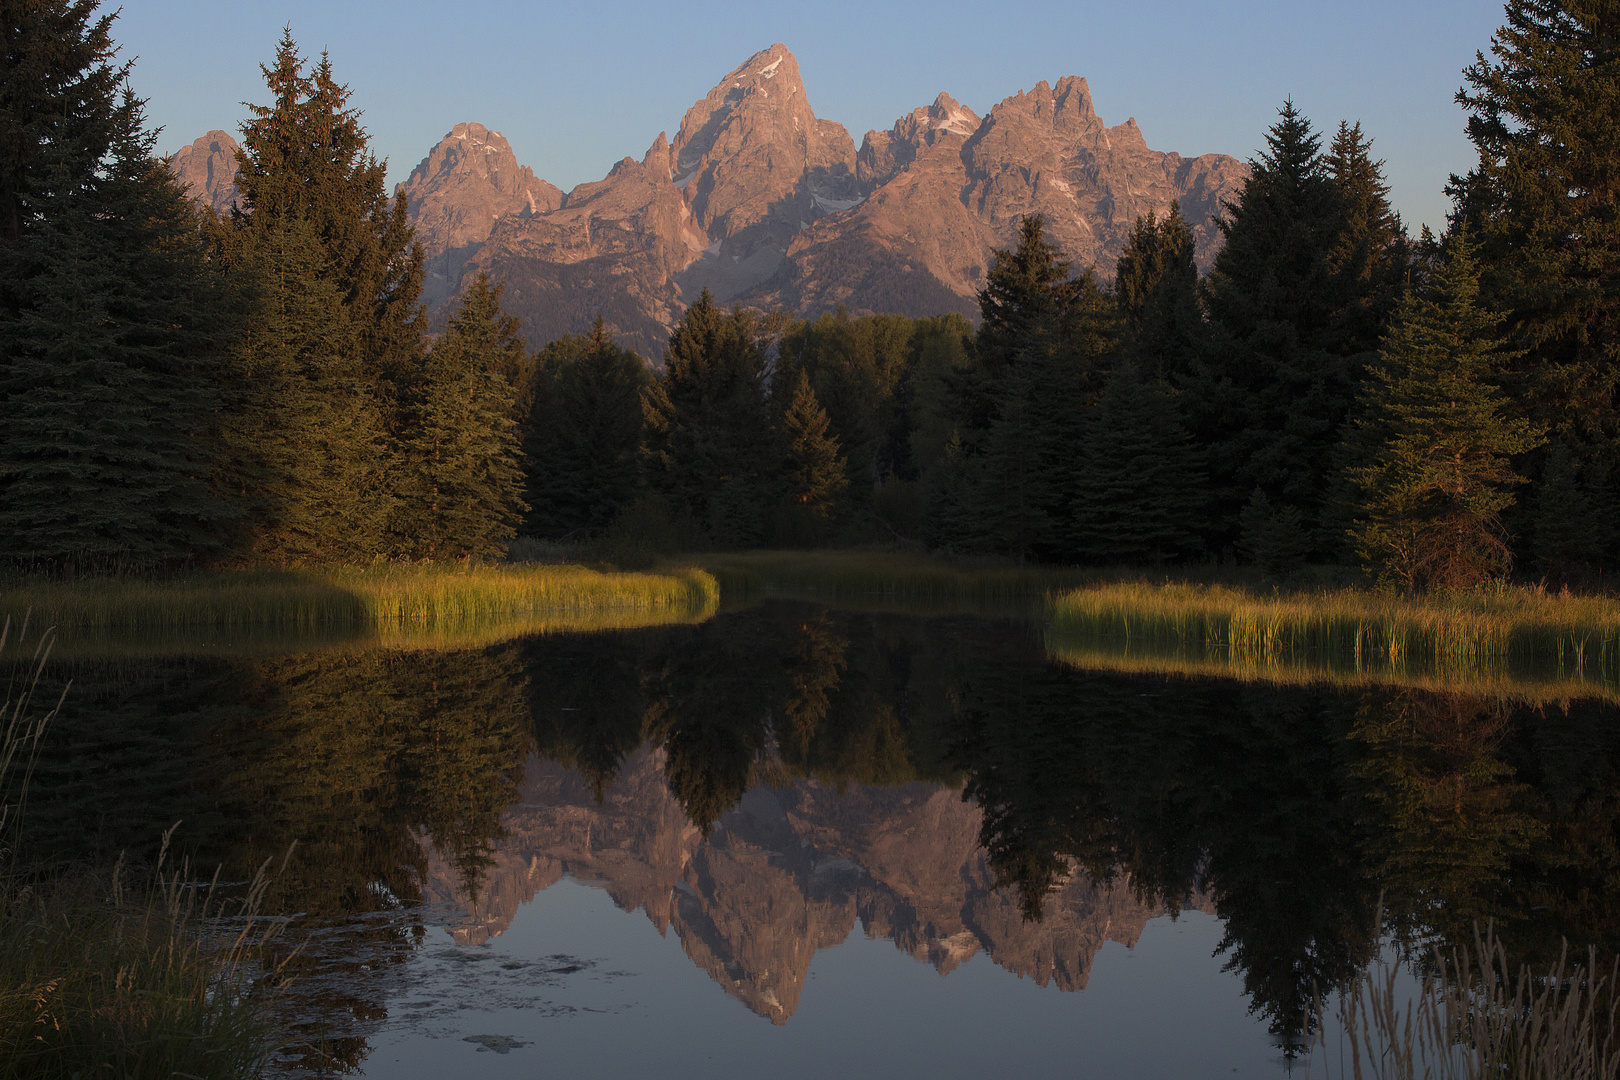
1309 927 1620 1079
0 842 291 1080
1 623 290 1078
0 562 720 634
1047 581 1620 698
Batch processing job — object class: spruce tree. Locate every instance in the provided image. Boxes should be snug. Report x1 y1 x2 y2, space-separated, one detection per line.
780 370 849 518
0 50 236 568
1450 0 1620 569
0 0 121 249
1067 362 1205 564
397 274 527 561
1115 204 1202 383
215 214 388 564
1339 235 1543 590
642 289 777 548
1194 102 1407 557
213 30 425 560
524 316 649 539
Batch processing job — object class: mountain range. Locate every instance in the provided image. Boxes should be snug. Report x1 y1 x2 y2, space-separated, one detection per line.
171 44 1247 358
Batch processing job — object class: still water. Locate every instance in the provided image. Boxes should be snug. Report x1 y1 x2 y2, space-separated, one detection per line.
22 600 1620 1077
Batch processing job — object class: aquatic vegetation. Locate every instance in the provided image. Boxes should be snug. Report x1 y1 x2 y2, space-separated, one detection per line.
1309 927 1620 1079
0 562 720 634
1047 581 1620 699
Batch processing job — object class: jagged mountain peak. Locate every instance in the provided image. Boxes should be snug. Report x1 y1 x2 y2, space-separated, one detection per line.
169 129 240 214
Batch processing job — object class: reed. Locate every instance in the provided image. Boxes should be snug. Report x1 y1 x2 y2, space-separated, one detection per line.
1309 927 1620 1079
0 841 290 1080
0 563 719 633
1047 581 1620 692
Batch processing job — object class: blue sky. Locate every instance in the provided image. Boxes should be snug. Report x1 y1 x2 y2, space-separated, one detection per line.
116 0 1505 235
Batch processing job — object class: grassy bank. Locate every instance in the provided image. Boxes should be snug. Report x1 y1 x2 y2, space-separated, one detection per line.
1047 581 1620 698
0 563 719 634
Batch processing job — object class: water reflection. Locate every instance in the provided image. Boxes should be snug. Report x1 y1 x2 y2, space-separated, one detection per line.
20 602 1620 1072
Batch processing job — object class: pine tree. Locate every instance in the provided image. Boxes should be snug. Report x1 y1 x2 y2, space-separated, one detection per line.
642 289 777 548
216 215 389 563
213 30 426 560
229 29 424 381
1066 362 1205 564
0 47 236 568
524 316 649 539
1115 204 1202 383
1194 102 1406 555
1339 234 1544 590
0 0 121 250
781 370 849 518
397 274 527 560
1450 0 1620 569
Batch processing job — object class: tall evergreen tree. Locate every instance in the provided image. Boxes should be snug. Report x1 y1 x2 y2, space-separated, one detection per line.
1339 235 1543 590
213 30 425 560
1067 362 1205 564
1194 102 1407 558
397 274 527 561
215 215 388 563
0 25 236 568
524 316 649 539
1450 0 1620 570
1115 204 1202 383
0 0 121 250
227 29 424 381
642 289 777 548
780 370 848 519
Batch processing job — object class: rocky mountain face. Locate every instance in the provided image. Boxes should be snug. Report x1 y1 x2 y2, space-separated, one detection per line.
169 130 241 215
396 122 563 312
418 749 1211 1024
176 44 1247 357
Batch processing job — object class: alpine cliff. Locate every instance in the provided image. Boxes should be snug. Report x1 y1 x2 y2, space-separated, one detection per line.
174 44 1247 357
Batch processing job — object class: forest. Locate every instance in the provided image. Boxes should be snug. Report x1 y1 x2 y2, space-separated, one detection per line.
3 2 1617 596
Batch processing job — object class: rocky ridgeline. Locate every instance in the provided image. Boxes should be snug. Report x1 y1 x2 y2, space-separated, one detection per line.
417 749 1212 1024
172 44 1246 357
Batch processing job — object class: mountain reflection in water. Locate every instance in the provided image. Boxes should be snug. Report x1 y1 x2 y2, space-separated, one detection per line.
20 600 1620 1073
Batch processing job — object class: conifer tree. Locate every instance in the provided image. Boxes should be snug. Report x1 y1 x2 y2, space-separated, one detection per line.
228 29 424 381
0 26 236 568
216 215 388 563
1115 204 1202 383
1450 0 1620 569
524 316 649 539
642 289 777 548
0 0 121 250
397 274 527 560
1067 362 1205 564
213 30 425 560
1194 102 1406 556
1339 235 1543 590
781 370 849 519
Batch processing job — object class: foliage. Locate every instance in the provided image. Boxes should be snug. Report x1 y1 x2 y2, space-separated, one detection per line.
1340 235 1544 589
397 274 527 560
780 369 849 520
524 316 650 539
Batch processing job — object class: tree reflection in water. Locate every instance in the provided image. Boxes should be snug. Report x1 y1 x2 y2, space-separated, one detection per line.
18 601 1620 1069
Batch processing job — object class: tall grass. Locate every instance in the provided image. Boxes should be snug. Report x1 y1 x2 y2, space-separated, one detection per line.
1309 927 1620 1079
1047 581 1620 697
1 623 289 1078
0 562 720 634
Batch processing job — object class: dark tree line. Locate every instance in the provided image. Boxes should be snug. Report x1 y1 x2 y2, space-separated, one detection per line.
5 0 1617 587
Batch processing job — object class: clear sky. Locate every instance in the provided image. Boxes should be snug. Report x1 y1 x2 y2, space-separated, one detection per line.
114 0 1506 236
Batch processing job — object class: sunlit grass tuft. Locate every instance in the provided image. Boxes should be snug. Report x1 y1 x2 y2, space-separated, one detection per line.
0 563 720 633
